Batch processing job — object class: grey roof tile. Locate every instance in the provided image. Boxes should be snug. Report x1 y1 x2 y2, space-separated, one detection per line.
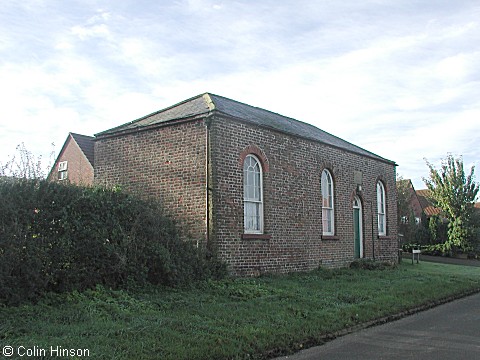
96 93 395 164
96 95 210 135
71 133 94 166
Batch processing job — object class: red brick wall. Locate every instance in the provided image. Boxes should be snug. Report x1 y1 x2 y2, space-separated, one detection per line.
209 116 398 275
409 187 424 220
94 120 207 242
94 115 398 276
49 137 93 186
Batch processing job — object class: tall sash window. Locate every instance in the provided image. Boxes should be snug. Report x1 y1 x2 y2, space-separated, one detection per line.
244 155 263 233
321 170 334 235
377 181 386 235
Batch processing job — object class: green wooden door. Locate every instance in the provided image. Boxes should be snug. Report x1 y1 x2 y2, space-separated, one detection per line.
354 208 361 258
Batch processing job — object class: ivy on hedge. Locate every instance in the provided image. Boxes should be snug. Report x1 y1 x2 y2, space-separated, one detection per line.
0 178 225 305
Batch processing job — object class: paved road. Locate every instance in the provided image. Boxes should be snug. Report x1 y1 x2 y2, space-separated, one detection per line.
275 292 480 360
401 253 480 267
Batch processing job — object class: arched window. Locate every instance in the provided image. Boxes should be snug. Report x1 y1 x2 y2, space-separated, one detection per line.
244 155 263 233
377 181 386 235
321 169 334 235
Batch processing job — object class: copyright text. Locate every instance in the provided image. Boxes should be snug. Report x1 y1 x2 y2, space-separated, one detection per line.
2 345 90 357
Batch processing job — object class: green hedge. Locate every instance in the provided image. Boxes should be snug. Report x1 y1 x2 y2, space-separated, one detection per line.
0 178 225 305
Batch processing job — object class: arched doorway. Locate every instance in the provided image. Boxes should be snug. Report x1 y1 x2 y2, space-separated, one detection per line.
353 196 363 258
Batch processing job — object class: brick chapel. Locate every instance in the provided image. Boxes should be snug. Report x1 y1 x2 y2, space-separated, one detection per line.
93 93 398 275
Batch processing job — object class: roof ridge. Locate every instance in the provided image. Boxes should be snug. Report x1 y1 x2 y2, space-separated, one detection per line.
70 132 94 139
207 93 394 165
202 93 216 111
69 132 94 166
416 189 430 193
208 93 301 122
94 92 395 165
95 93 210 137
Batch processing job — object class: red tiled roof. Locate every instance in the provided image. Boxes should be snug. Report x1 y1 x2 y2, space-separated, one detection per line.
415 189 442 216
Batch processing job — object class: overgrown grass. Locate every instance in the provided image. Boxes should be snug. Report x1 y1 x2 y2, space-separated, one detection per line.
1 261 479 359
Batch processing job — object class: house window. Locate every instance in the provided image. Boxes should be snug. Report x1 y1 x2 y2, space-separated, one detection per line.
58 161 68 181
244 154 263 233
377 181 386 235
321 169 334 235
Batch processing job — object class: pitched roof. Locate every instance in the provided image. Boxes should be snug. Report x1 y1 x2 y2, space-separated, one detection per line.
70 133 94 166
96 93 395 164
47 132 94 180
415 189 442 216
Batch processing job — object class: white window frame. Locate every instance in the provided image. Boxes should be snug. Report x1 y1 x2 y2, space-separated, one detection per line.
58 161 68 171
58 171 68 181
321 169 335 236
243 154 264 234
58 161 68 181
377 181 386 236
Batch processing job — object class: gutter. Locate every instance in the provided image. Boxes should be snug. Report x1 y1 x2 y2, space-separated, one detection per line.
203 93 216 247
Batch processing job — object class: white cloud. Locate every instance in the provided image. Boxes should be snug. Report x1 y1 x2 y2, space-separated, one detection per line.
87 10 111 24
0 0 479 187
71 23 111 41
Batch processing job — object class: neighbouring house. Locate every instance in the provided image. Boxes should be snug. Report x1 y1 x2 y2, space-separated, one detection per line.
415 189 442 218
396 179 441 247
397 179 443 223
397 179 424 225
94 93 398 275
474 202 480 221
48 133 94 186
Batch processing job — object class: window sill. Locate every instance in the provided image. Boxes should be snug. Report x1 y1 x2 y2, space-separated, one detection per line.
242 233 272 240
321 235 339 240
378 235 391 240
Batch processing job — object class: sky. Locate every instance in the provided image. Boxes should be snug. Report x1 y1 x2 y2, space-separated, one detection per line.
1 0 479 189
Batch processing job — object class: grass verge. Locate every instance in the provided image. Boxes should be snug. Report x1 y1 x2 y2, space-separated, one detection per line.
1 261 479 359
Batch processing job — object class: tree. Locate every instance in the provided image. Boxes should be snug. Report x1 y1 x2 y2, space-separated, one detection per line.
396 175 415 241
396 176 412 226
0 143 54 179
423 154 479 252
396 175 431 247
428 214 446 244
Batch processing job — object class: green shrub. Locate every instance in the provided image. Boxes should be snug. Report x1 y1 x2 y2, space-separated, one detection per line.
0 178 225 305
349 259 394 270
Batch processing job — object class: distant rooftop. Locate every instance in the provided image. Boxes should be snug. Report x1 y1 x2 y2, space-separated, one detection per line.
416 189 442 216
96 93 395 165
70 133 94 166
